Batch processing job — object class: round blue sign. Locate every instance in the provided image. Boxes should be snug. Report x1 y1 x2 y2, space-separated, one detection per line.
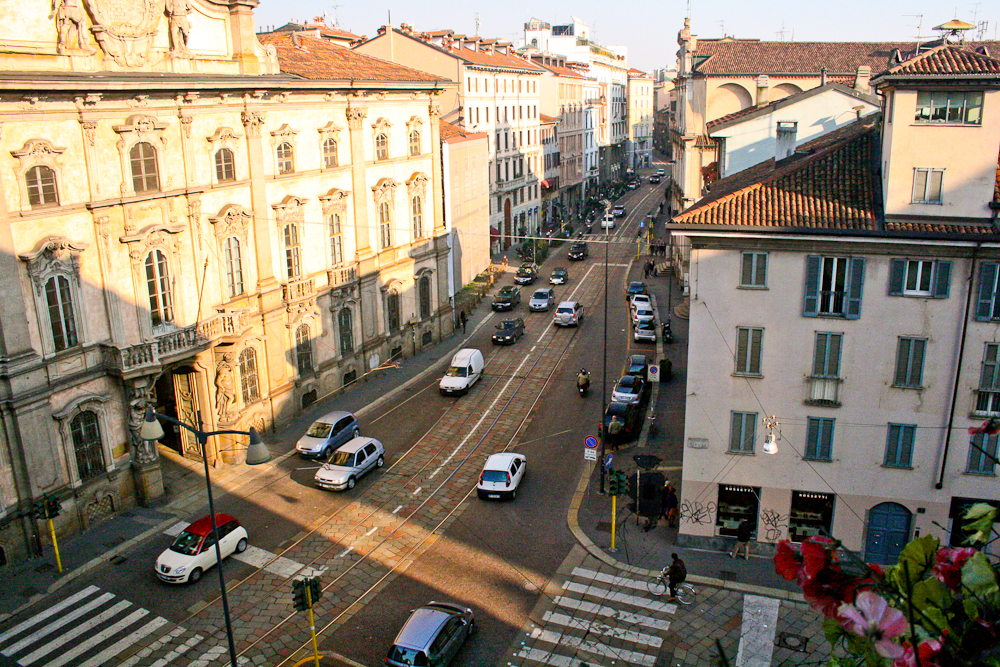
585 436 599 449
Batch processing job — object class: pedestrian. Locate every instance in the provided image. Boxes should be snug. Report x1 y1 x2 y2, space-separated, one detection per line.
606 415 623 450
459 310 467 334
663 484 679 528
501 255 508 272
730 518 753 559
667 553 687 602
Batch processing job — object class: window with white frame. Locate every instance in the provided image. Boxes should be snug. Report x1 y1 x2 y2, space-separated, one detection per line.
295 324 313 374
729 411 757 453
888 259 951 298
967 433 998 475
223 236 244 298
284 223 301 279
322 138 338 168
379 202 392 249
239 347 260 405
885 423 916 468
408 129 421 156
71 411 105 482
130 142 160 192
411 196 423 239
25 165 59 207
912 168 944 204
740 251 767 288
276 142 294 174
45 275 79 351
215 148 236 182
144 249 173 326
375 133 388 161
976 343 1000 416
915 91 983 125
805 417 834 461
894 337 926 388
328 212 343 265
734 327 763 376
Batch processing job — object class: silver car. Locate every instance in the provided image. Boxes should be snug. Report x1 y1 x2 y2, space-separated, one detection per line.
314 437 385 491
296 410 360 458
385 602 475 667
529 288 555 311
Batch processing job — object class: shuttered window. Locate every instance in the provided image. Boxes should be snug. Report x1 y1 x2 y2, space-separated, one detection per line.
734 327 763 376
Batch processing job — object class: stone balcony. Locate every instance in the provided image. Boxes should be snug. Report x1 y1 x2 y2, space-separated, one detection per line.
283 276 316 303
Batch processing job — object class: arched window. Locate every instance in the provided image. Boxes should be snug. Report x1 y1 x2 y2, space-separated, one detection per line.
239 347 260 404
284 223 301 279
295 324 313 374
45 275 78 351
387 288 401 332
375 133 388 161
144 249 173 326
418 275 431 320
379 201 392 249
328 212 343 265
276 142 294 174
130 142 160 192
223 236 244 298
408 130 421 156
25 165 58 207
338 308 353 354
215 148 236 182
411 196 423 239
322 138 338 168
71 411 104 482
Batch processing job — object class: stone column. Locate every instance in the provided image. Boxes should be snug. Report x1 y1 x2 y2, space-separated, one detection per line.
125 377 164 504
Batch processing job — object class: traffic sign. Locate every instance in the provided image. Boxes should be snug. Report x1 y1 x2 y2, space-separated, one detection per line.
584 448 598 461
604 453 613 469
584 436 599 449
648 364 659 382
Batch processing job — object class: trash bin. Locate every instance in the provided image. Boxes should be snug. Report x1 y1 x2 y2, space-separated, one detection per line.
659 358 672 382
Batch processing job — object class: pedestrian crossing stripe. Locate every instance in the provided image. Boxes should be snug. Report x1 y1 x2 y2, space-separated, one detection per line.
550 596 671 632
570 566 654 593
521 629 658 666
540 610 663 647
561 581 676 613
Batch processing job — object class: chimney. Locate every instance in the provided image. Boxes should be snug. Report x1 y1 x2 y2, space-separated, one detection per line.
755 75 769 107
291 31 300 47
820 67 828 86
854 66 871 94
377 25 387 35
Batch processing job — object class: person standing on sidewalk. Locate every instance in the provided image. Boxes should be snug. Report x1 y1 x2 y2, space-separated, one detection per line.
460 310 467 334
730 518 753 559
663 484 679 528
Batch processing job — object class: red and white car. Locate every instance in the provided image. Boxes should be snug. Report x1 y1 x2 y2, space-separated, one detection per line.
155 514 248 584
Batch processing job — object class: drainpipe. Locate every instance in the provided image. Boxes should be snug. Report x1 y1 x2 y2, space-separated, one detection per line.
936 244 980 490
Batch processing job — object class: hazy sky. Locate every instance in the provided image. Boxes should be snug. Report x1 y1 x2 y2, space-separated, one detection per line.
252 1 1000 72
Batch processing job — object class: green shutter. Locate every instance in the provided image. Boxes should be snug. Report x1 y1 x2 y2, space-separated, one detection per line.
976 263 998 321
932 261 951 298
845 257 865 319
888 259 905 296
804 256 820 316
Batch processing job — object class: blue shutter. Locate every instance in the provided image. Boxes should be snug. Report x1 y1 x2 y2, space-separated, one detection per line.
803 255 820 317
845 257 865 319
888 259 905 296
932 261 951 298
976 262 998 321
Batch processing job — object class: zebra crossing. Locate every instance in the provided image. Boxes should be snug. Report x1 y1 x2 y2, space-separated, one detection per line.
508 565 677 667
0 585 223 667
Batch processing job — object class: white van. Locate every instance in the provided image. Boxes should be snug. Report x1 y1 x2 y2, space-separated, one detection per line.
439 348 484 396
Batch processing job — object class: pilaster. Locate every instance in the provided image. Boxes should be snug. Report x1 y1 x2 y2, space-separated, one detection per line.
347 105 372 259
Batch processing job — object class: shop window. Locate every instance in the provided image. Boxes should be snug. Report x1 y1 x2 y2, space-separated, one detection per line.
716 485 759 537
788 491 834 542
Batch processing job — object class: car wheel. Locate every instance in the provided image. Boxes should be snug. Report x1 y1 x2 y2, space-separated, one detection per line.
235 537 248 553
509 488 517 501
376 455 385 468
322 445 333 459
347 476 356 490
352 427 360 438
188 567 202 584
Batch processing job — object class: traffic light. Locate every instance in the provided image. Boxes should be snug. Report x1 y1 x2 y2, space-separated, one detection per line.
32 499 46 520
607 471 619 496
292 578 308 611
307 577 322 604
44 495 62 519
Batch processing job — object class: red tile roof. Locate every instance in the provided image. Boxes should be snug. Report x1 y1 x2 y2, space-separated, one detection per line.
273 21 362 41
534 61 588 78
439 119 486 142
872 43 1000 83
357 28 544 74
259 32 446 83
539 113 559 123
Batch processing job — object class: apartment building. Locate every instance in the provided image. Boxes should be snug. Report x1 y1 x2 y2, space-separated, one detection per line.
628 68 654 170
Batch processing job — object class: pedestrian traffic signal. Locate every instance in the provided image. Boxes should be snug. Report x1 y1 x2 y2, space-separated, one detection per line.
292 578 308 611
32 499 46 520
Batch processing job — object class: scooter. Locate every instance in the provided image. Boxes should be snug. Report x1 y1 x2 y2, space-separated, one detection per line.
662 319 674 344
577 369 591 397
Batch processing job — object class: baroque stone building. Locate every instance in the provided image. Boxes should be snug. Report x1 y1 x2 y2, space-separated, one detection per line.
0 0 451 566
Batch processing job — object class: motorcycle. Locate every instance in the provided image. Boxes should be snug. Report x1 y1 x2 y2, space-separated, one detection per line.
577 369 591 396
662 319 674 344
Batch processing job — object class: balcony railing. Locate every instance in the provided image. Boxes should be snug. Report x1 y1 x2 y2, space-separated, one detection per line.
806 376 842 406
329 265 358 288
283 276 316 303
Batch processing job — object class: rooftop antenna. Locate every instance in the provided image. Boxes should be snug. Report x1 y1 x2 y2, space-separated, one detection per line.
325 3 342 27
686 0 692 20
775 21 789 41
716 20 724 37
904 14 931 53
475 12 480 37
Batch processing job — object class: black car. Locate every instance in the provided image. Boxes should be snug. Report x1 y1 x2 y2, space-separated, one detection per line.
649 174 662 184
550 267 569 285
603 401 643 445
492 286 521 311
492 317 525 345
514 264 538 285
627 354 650 381
626 281 648 300
567 243 589 261
627 180 640 190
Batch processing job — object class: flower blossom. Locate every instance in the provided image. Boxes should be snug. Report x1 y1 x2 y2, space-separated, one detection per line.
932 547 976 592
838 591 908 659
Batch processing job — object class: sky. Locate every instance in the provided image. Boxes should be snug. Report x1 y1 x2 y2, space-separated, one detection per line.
252 0 1000 72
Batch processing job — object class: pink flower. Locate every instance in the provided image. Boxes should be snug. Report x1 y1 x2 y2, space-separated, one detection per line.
932 547 976 592
838 591 908 659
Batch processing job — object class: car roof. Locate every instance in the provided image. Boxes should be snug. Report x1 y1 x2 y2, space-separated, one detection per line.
185 513 238 536
531 288 551 295
606 402 631 415
394 606 454 649
452 348 480 364
553 266 567 271
618 375 642 387
335 436 379 454
484 453 524 469
312 410 354 424
498 286 517 294
557 301 578 308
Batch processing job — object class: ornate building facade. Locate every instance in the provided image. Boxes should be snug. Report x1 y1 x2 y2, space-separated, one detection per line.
0 0 451 566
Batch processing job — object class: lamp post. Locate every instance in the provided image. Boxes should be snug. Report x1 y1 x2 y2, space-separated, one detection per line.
140 407 271 667
600 203 610 494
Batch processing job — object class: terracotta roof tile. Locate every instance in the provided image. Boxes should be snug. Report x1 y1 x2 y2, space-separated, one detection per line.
872 43 1000 81
439 119 487 141
539 113 559 123
259 32 445 83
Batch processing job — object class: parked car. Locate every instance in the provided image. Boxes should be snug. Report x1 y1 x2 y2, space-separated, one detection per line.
550 267 569 284
627 354 650 380
513 264 538 285
612 374 649 405
477 452 526 500
631 305 656 327
634 320 657 343
529 288 555 312
492 317 525 345
567 243 589 261
612 204 627 218
155 514 248 584
629 293 652 310
626 281 648 300
603 401 643 445
440 348 484 395
553 301 584 327
492 286 521 311
649 174 662 184
600 213 616 229
295 410 360 458
385 602 476 667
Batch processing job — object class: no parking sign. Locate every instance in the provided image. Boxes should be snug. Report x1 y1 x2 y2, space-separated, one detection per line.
648 364 660 383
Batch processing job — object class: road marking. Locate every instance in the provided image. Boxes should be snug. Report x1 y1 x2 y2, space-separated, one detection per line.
73 616 169 667
117 627 196 667
163 521 189 537
20 601 136 666
363 526 378 537
0 585 101 644
562 581 676 613
571 566 651 593
412 486 422 496
230 545 326 579
2 592 115 655
524 628 657 666
392 505 403 514
188 644 227 667
540 610 663 647
736 594 781 667
337 547 354 558
552 595 671 631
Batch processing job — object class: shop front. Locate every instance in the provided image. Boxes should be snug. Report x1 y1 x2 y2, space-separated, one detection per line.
788 491 835 542
716 484 760 537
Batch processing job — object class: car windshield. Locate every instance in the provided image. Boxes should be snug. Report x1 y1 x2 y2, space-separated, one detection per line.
446 365 468 377
305 421 333 438
498 288 515 297
389 647 428 666
532 291 549 299
618 376 639 390
329 450 354 466
607 403 628 417
557 307 572 314
499 320 519 330
571 244 585 251
481 470 508 482
517 268 531 275
169 530 203 556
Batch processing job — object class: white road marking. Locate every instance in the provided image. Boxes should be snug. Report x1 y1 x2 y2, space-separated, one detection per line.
552 595 672 631
525 628 657 666
540 611 663 647
17 600 131 665
337 547 354 558
392 505 403 514
0 585 100 644
412 486 422 496
117 627 194 667
163 521 189 537
571 566 652 593
188 644 227 667
230 545 325 579
74 616 169 667
736 594 781 667
363 526 378 537
562 581 676 613
2 592 115 654
25 605 145 667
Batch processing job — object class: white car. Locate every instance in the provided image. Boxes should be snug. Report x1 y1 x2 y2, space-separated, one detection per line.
477 453 526 500
314 437 385 491
529 288 556 311
630 294 652 310
612 375 648 405
634 320 657 343
631 306 656 326
600 213 615 229
553 301 584 327
155 514 248 584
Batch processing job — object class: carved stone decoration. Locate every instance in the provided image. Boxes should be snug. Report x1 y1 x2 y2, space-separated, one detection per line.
207 127 242 144
88 0 166 67
317 121 342 140
165 0 192 57
54 0 93 54
112 115 169 196
371 178 398 205
125 379 158 465
10 138 66 167
405 172 430 198
319 188 349 214
214 357 237 423
269 123 299 141
271 195 307 231
18 236 89 296
241 110 266 137
371 117 392 134
346 107 368 130
126 95 149 108
180 116 193 139
81 121 98 147
208 204 253 244
19 97 41 110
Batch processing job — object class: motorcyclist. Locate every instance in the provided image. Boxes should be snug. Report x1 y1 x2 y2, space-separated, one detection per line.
577 368 591 391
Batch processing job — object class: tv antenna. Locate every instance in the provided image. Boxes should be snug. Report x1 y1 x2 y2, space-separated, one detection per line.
775 21 789 41
904 14 933 52
324 3 343 27
716 20 725 38
475 12 480 37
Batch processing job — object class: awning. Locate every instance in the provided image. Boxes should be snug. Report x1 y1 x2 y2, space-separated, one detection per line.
540 179 552 188
489 227 499 238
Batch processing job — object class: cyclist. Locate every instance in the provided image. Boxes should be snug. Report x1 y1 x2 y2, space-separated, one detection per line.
667 553 686 602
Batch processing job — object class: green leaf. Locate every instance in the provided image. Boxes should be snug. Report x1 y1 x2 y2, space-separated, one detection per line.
962 503 999 545
916 605 951 638
962 552 1000 597
898 535 939 572
911 578 951 620
962 597 981 621
824 617 847 646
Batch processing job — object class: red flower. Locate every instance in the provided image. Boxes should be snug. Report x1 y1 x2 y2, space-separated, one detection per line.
774 537 838 584
775 540 803 582
893 637 943 667
803 566 858 618
932 547 976 592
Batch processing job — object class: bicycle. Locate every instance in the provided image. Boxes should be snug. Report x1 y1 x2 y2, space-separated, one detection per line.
647 567 696 604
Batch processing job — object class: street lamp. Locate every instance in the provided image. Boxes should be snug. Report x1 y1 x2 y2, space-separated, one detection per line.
600 203 610 494
140 407 271 667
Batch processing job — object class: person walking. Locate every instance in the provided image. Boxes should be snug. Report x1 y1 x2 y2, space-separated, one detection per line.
501 255 508 272
667 553 687 602
663 484 679 528
459 310 467 334
606 415 623 451
730 518 753 559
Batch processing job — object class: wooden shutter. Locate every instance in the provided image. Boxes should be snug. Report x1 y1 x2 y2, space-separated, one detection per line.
932 261 952 298
845 257 865 319
803 255 821 316
976 262 998 321
888 259 905 296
